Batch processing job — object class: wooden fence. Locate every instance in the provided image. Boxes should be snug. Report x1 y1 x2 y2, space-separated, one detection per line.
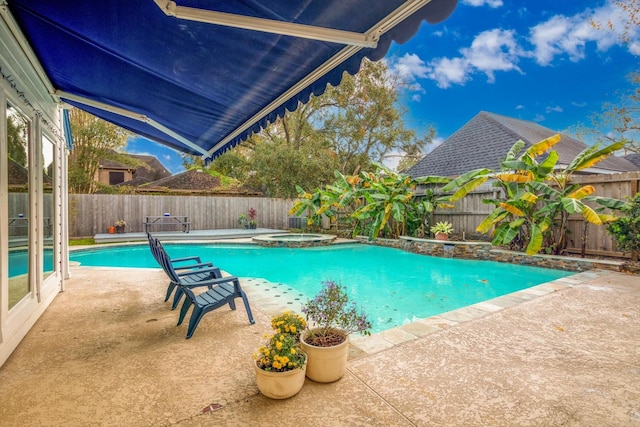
66 171 640 258
68 194 294 238
431 171 640 258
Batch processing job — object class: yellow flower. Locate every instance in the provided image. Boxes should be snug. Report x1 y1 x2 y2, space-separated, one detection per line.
290 348 296 354
276 341 283 350
290 326 296 333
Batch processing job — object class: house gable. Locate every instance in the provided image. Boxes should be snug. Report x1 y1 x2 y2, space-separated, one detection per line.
408 111 639 178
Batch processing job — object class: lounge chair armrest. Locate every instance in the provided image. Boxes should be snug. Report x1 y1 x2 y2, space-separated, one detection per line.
182 275 240 288
171 256 202 264
175 262 213 272
177 266 221 278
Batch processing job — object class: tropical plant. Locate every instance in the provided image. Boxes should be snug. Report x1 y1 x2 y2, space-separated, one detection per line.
607 193 640 261
430 221 454 236
237 213 248 228
442 134 627 255
289 164 451 239
301 281 371 347
248 207 257 227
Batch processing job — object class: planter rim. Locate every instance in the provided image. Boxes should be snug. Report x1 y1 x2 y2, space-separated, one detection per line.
301 328 349 347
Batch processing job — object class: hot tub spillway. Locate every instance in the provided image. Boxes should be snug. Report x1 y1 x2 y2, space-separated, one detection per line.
252 233 337 248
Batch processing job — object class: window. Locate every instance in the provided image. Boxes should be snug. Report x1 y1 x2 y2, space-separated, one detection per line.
109 171 125 185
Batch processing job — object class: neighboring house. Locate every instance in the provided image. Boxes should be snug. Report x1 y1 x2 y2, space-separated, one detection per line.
97 153 172 186
407 111 639 178
138 169 263 195
624 153 640 169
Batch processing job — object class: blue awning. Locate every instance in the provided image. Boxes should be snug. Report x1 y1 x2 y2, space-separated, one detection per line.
8 0 457 160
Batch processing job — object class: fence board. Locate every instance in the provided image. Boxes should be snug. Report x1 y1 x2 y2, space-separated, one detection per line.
68 194 293 238
432 171 640 257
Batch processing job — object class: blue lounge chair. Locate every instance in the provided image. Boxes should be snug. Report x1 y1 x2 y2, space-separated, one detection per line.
154 238 255 339
146 233 221 305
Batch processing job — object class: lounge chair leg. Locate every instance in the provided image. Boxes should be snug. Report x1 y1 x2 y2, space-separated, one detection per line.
228 299 237 311
240 292 255 324
178 299 192 326
165 282 176 302
172 287 184 310
186 307 205 339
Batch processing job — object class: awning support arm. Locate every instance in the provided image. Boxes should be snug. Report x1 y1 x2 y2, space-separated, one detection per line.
55 90 210 157
153 0 379 48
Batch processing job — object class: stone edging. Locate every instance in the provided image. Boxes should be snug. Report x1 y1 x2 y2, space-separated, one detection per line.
355 236 625 272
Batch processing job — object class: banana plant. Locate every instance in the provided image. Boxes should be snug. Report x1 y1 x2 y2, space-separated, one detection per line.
444 134 627 255
289 163 450 239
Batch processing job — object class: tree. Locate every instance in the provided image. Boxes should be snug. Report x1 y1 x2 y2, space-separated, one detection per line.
321 59 429 175
580 0 640 152
218 58 434 197
571 72 640 153
7 112 28 167
67 109 131 193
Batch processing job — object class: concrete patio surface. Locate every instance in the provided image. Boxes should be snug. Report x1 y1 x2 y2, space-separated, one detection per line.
0 265 639 426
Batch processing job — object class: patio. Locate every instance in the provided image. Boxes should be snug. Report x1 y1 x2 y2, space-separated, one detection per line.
0 264 638 426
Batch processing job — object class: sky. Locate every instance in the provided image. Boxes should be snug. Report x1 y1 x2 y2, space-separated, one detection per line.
126 0 640 173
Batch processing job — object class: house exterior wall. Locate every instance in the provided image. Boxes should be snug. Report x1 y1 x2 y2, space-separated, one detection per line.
96 167 133 186
0 11 67 367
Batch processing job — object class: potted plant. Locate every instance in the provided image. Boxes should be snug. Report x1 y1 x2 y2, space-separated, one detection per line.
271 310 306 339
299 281 371 383
248 207 258 229
114 219 126 234
430 221 453 241
238 213 249 229
254 312 307 399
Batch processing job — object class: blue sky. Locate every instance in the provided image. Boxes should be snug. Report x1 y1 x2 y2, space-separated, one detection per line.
126 0 639 173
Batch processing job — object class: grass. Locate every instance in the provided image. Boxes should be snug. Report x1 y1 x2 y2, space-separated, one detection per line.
69 238 95 246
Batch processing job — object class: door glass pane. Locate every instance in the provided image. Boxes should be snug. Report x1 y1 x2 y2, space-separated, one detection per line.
43 135 54 279
7 103 30 308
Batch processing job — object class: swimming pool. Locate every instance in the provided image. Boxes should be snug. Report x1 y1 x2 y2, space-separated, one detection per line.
70 243 572 333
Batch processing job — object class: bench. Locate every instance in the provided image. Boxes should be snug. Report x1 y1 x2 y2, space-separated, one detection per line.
9 217 52 237
144 215 190 233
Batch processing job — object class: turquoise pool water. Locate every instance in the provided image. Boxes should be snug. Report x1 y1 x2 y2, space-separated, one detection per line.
9 249 54 277
70 244 572 333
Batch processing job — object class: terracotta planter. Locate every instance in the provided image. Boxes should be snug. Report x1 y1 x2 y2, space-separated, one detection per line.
254 359 307 399
300 329 349 383
435 232 449 241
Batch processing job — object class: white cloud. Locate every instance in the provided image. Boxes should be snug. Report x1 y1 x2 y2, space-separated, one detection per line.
516 104 525 110
462 0 503 8
529 3 639 65
403 3 639 90
389 53 430 97
428 56 469 88
426 29 522 88
571 101 587 108
546 105 563 113
392 53 429 81
426 136 445 153
533 114 545 122
460 29 523 83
